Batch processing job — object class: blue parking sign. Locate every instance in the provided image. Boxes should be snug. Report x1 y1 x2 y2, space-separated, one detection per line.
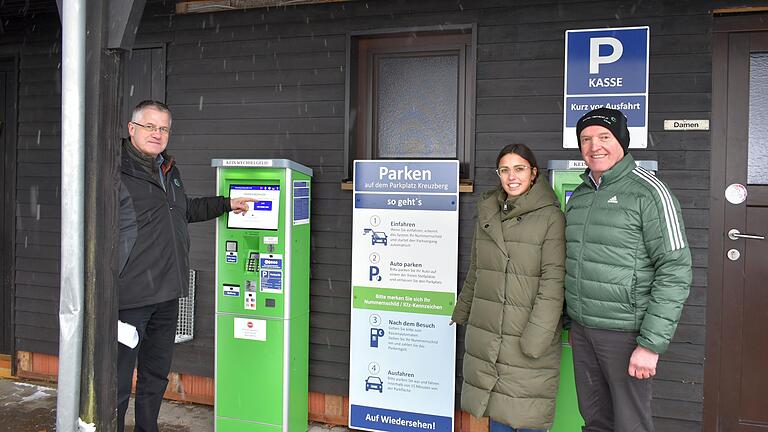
563 27 649 148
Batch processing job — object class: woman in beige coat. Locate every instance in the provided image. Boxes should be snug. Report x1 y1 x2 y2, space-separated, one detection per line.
451 144 566 431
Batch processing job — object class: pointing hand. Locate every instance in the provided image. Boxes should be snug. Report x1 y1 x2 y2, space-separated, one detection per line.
230 197 258 214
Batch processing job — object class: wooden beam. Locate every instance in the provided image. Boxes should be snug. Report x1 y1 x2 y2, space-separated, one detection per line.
107 0 147 49
713 6 768 14
176 0 351 14
80 0 123 429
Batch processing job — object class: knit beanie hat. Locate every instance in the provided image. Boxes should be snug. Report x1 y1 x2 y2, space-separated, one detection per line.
575 107 630 154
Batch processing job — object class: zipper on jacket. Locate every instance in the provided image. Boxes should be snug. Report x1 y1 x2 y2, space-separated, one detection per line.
576 187 599 320
165 169 186 299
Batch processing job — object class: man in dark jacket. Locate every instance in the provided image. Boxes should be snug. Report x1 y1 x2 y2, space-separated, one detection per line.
565 108 692 431
118 100 254 432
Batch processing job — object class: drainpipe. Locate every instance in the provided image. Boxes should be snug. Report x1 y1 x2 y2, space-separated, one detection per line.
56 0 86 429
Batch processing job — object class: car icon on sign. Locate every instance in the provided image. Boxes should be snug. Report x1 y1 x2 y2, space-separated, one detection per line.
365 376 383 393
363 228 388 246
371 231 387 245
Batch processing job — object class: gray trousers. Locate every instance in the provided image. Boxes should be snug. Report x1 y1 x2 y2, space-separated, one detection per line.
571 321 654 432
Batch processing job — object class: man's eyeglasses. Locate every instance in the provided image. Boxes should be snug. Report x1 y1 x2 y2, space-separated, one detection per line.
496 165 531 177
132 121 171 135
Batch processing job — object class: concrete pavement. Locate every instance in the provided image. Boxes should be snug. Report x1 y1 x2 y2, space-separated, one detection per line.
0 378 348 432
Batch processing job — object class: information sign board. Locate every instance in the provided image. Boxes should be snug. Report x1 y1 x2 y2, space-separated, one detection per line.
349 160 459 432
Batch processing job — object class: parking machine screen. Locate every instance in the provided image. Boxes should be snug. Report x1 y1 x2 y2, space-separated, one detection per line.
227 184 281 230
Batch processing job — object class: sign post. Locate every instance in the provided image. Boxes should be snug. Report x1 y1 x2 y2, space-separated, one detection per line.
563 26 650 148
349 160 459 432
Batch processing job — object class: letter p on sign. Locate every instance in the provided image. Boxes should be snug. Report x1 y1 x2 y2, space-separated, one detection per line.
589 37 623 74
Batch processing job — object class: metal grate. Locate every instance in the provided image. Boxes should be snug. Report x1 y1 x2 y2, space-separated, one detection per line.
175 269 196 344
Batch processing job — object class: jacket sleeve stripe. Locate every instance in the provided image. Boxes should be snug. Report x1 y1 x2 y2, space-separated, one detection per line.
632 167 685 251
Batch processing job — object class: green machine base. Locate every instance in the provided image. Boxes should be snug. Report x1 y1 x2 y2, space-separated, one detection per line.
551 331 584 431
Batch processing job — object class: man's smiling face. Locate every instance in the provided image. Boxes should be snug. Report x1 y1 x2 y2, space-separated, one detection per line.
579 125 624 181
128 107 171 158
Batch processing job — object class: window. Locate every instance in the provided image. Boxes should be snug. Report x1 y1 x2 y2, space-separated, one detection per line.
345 26 476 180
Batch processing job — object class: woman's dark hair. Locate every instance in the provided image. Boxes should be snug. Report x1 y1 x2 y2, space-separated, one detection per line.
495 143 539 182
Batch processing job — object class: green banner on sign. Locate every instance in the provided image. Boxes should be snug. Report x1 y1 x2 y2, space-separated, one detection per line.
353 286 455 316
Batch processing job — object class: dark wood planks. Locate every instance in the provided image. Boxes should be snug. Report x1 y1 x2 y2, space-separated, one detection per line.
1 1 736 427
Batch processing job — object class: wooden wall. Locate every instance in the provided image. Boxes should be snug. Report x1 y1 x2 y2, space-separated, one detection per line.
4 13 63 357
1 0 730 429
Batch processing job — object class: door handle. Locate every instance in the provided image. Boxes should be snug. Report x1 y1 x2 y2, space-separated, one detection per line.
728 229 766 241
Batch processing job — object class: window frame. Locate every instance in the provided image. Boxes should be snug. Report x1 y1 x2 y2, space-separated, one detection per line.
344 24 477 181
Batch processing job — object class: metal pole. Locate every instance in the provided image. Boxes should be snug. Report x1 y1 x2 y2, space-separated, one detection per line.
57 0 86 429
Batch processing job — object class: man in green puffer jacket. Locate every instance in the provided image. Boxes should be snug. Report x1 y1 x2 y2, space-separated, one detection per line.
565 108 692 432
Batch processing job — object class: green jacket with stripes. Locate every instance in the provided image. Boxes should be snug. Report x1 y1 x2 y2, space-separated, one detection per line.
564 154 692 354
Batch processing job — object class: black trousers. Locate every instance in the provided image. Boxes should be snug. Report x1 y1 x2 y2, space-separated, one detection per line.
571 321 654 432
117 299 179 432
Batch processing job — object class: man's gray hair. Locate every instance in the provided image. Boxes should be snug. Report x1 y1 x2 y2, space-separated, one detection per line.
131 100 172 125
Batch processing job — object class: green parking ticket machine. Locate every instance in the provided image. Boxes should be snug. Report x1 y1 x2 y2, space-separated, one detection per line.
212 159 312 432
548 159 658 210
547 159 657 431
547 159 586 431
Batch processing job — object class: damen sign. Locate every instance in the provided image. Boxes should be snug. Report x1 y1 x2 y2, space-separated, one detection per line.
663 119 710 131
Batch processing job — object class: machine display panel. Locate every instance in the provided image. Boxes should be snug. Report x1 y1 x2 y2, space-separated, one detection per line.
227 184 281 230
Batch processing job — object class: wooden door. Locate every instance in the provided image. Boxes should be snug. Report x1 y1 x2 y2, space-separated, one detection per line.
121 46 166 137
706 19 768 432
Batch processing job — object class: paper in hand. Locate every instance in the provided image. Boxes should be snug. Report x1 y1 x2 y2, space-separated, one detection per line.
117 320 139 348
